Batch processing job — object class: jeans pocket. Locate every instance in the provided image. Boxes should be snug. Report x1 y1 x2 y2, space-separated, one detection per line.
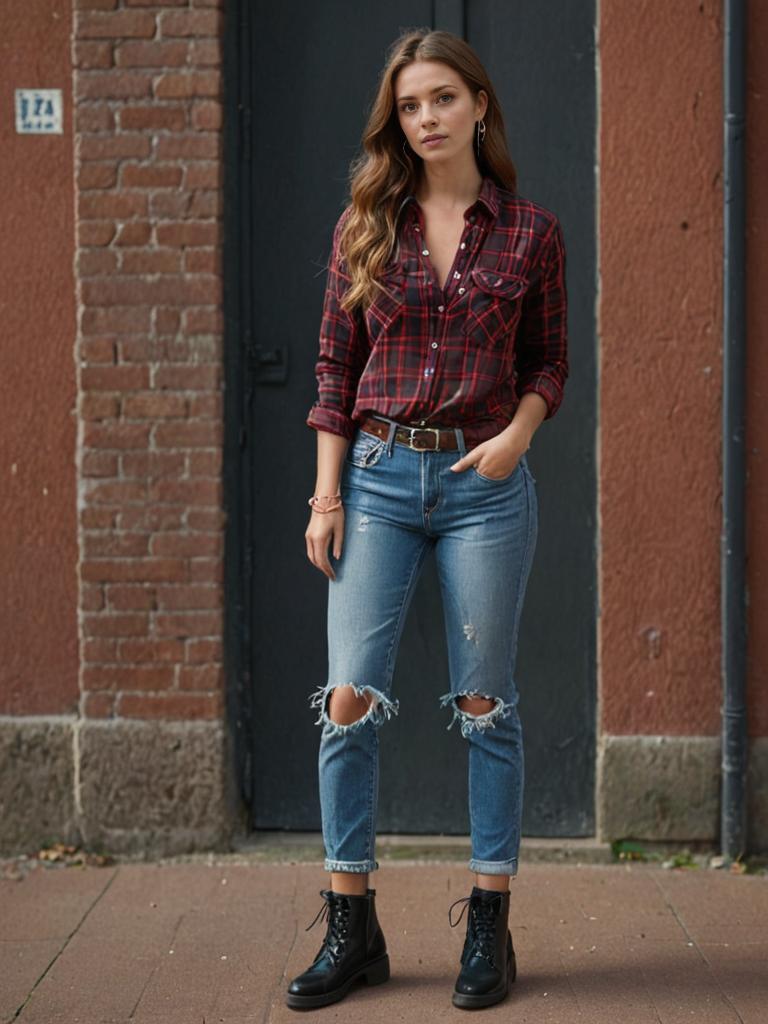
471 461 519 483
346 429 386 468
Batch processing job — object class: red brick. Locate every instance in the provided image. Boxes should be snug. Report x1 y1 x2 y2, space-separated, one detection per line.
191 100 222 131
84 480 149 505
153 365 220 389
185 161 221 189
83 422 152 450
83 692 117 718
150 533 221 558
83 532 150 558
81 306 151 334
114 221 152 246
154 71 221 99
79 221 117 246
74 40 114 69
153 421 220 449
82 638 118 661
78 248 119 275
156 222 218 247
185 638 222 663
187 394 222 420
155 584 221 610
79 337 116 363
118 691 223 720
178 664 223 690
117 338 153 362
188 557 223 583
81 451 119 477
121 249 181 274
81 275 220 307
76 104 115 132
156 308 181 333
78 161 118 190
119 105 187 132
76 0 119 10
81 584 105 612
188 190 221 218
81 393 120 420
82 559 187 584
184 308 223 333
126 0 187 6
187 450 222 476
77 10 156 39
160 9 222 37
149 479 222 507
156 133 219 160
115 40 189 67
121 164 184 188
122 392 188 419
80 134 151 160
79 192 148 220
189 39 221 65
80 508 116 530
121 444 189 476
154 611 223 639
118 638 185 662
186 508 225 531
77 71 152 99
81 365 150 391
107 585 158 611
184 248 220 274
118 507 183 532
83 665 175 690
82 612 150 637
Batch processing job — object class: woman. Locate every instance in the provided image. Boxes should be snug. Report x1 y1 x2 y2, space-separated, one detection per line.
287 26 568 1012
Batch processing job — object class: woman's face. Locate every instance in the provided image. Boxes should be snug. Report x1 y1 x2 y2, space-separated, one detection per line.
394 60 487 165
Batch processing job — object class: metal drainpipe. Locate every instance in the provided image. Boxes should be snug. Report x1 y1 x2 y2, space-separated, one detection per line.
720 0 748 862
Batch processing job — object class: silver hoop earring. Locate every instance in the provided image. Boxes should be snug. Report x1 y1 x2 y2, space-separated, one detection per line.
475 118 486 158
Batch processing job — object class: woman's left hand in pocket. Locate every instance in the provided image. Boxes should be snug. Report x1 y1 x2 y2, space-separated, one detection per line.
449 427 529 480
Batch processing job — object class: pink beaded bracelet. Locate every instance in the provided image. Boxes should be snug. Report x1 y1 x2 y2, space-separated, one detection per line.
308 493 343 513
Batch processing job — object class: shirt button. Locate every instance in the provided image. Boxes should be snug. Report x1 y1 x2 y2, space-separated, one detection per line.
469 215 476 223
460 242 466 249
453 271 461 279
458 286 466 294
437 304 444 312
431 341 438 348
422 248 430 256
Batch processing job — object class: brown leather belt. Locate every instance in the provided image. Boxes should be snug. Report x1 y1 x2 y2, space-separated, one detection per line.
359 415 460 451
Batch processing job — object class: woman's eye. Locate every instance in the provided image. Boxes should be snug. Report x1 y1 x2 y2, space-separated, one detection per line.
438 93 453 103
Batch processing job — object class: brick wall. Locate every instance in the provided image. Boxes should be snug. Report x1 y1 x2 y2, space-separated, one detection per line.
74 0 226 725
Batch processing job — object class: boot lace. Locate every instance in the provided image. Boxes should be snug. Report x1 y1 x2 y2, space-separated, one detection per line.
448 891 503 965
304 888 352 965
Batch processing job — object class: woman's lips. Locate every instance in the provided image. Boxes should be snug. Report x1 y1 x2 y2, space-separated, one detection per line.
422 135 446 147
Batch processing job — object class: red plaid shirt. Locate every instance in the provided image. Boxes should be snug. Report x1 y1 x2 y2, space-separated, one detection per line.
306 175 568 444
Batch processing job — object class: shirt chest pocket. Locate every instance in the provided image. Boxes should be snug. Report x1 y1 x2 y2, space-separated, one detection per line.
365 265 406 338
462 267 529 347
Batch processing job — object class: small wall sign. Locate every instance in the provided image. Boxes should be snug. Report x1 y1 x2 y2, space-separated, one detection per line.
15 89 63 134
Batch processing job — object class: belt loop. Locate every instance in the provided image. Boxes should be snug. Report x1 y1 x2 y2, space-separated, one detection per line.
454 426 467 458
385 419 396 457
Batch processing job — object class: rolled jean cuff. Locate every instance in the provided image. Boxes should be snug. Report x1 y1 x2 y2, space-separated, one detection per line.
469 857 518 876
324 858 379 873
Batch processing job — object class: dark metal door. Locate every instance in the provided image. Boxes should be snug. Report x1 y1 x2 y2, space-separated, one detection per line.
223 0 597 837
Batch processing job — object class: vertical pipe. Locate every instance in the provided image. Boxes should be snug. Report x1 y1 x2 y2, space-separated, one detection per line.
721 0 748 861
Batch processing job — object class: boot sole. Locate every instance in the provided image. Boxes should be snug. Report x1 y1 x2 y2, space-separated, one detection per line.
285 952 390 1009
451 949 516 1009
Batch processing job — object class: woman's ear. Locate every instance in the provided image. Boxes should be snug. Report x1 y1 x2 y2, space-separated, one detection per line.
476 89 488 122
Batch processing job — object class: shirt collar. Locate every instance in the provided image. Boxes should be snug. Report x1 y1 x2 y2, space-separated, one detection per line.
396 174 499 224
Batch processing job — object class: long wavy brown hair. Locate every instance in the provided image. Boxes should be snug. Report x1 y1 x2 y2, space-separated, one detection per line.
334 28 518 316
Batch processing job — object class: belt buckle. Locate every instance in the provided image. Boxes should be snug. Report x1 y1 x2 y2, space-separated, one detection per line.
407 426 441 451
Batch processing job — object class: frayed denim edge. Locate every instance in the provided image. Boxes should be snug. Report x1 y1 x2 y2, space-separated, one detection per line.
437 690 516 739
324 858 379 873
308 682 400 736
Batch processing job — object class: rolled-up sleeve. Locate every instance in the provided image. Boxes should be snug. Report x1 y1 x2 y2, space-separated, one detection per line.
514 216 569 419
306 208 367 440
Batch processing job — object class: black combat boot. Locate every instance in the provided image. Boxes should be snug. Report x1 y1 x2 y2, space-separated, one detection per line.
448 885 516 1009
285 887 390 1009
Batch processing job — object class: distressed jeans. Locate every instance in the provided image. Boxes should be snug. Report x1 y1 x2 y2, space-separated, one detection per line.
309 415 538 876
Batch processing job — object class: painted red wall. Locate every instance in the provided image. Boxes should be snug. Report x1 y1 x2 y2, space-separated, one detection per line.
599 0 766 738
0 1 79 715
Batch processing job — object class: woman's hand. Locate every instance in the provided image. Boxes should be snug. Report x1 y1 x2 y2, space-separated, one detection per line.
449 422 531 480
305 507 345 581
